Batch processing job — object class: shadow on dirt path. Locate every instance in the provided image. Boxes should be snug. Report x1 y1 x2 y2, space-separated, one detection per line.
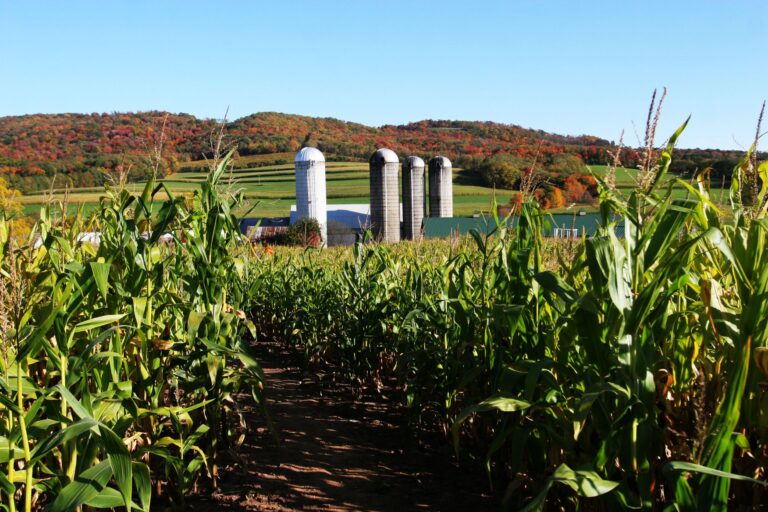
188 342 495 511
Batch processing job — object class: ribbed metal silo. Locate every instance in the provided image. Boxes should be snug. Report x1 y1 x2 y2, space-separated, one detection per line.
402 156 425 240
294 147 328 246
369 148 400 243
428 156 453 217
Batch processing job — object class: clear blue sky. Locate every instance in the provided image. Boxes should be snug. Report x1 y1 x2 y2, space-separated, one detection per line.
1 1 766 149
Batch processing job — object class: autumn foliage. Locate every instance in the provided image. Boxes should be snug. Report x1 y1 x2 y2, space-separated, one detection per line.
0 111 757 194
563 174 599 203
0 112 614 192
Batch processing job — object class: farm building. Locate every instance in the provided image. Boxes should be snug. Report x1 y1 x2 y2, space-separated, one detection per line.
241 210 623 245
422 213 625 239
289 204 382 246
240 217 291 242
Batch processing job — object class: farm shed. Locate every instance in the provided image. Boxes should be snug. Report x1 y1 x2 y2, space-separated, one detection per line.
240 217 291 241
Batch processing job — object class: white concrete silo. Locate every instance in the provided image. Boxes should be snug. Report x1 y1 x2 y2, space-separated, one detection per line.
294 147 328 245
369 148 400 243
402 156 425 240
428 156 453 217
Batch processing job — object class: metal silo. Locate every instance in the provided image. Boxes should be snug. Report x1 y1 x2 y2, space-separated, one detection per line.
402 156 425 240
294 147 328 246
428 156 453 217
369 148 400 242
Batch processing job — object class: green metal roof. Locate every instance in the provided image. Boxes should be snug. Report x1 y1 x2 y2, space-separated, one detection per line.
423 217 496 238
423 213 623 238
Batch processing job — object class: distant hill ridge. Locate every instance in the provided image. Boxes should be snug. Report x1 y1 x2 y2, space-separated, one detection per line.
0 111 754 192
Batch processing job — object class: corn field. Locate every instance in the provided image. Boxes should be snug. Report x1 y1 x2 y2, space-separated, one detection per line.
0 154 264 510
1 120 768 510
249 122 768 510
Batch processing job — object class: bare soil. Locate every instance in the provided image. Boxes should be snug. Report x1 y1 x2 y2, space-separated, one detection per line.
188 342 495 511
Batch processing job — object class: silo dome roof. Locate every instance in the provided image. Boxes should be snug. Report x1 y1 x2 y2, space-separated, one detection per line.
295 147 325 163
370 148 399 164
430 156 452 166
405 156 425 167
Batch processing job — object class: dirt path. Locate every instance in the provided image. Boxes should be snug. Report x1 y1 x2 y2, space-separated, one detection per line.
189 342 495 511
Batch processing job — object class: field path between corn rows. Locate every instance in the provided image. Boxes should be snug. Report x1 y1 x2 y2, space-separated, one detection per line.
188 341 494 511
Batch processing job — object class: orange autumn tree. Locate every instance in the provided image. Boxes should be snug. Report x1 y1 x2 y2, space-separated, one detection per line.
549 187 567 208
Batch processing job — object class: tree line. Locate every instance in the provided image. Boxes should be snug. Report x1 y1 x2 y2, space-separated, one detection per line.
0 112 759 193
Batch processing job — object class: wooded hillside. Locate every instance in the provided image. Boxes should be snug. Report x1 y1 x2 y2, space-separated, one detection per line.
0 111 754 192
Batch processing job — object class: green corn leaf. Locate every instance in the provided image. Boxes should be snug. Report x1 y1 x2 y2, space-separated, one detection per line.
132 297 147 327
206 355 222 385
48 459 113 512
82 486 125 508
646 117 690 195
550 463 620 497
150 201 178 244
519 464 619 511
30 418 98 462
138 174 155 217
183 424 210 454
452 396 531 454
534 271 578 307
664 461 767 486
673 474 696 511
55 384 94 420
153 436 183 449
676 178 721 223
72 314 125 334
98 424 133 510
89 261 111 301
187 311 206 339
643 199 696 269
729 149 754 210
469 228 486 253
236 340 266 380
0 436 24 464
734 433 751 451
0 470 15 495
132 461 151 512
17 302 60 360
23 393 49 429
756 160 768 216
136 399 213 420
0 394 21 415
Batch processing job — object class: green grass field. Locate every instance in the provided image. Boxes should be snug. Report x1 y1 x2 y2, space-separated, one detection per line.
17 161 726 219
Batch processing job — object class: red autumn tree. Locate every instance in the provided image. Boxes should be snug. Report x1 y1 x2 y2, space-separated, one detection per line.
563 175 588 202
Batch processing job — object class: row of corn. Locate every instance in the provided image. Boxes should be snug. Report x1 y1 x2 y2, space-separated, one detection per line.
247 121 768 510
0 152 263 511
